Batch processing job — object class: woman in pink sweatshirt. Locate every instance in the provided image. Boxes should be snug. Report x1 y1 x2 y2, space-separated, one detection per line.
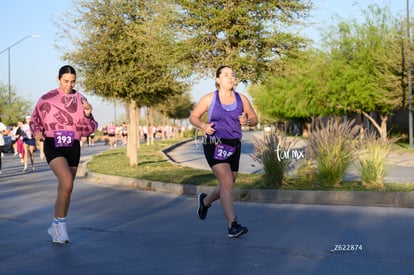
30 65 98 243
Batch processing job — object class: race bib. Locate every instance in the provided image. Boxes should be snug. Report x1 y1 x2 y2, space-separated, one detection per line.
213 144 236 160
54 130 75 147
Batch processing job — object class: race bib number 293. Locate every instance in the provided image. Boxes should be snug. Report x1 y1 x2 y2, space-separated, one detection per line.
54 130 75 147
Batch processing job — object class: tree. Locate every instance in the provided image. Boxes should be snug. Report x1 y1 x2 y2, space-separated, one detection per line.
251 4 408 140
0 82 33 125
321 5 405 139
159 92 194 122
175 0 313 83
249 48 329 136
56 0 191 166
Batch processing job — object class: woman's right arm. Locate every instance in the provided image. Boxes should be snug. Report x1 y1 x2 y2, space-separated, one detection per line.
189 93 215 135
30 100 45 141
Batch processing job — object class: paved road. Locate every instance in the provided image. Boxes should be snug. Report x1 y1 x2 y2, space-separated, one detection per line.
1 142 414 274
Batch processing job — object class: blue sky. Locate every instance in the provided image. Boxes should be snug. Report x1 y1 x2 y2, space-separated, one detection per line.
0 0 409 126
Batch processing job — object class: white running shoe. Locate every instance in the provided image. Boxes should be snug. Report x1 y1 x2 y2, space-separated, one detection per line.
48 223 70 243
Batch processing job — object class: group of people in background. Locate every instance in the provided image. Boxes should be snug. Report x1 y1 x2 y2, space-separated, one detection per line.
140 125 179 141
0 120 7 174
100 122 185 148
101 121 127 149
1 116 45 173
2 117 188 175
1 115 99 174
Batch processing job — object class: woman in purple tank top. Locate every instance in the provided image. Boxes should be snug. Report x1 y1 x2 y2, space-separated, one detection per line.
189 65 258 238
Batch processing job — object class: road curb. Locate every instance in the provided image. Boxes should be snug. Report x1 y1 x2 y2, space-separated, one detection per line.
234 189 414 208
79 159 414 208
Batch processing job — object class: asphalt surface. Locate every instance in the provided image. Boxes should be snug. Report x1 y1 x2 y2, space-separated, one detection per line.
1 137 414 274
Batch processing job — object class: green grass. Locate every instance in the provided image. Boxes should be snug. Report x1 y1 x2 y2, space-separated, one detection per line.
86 137 414 192
87 139 263 188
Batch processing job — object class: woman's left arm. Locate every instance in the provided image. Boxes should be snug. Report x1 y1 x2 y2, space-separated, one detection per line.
79 95 98 136
241 95 258 127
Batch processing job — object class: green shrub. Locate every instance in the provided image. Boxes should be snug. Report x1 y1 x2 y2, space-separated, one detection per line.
252 130 296 187
289 159 317 188
306 118 359 187
356 132 396 188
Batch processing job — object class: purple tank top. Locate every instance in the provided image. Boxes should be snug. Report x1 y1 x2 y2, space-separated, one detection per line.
207 90 243 139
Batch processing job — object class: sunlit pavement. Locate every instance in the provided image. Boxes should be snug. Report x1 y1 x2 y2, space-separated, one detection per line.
1 140 414 274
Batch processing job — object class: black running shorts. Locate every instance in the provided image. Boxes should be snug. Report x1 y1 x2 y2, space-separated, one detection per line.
203 138 241 172
43 137 81 167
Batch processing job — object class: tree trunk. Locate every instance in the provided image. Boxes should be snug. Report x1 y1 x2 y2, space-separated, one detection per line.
137 106 140 149
302 121 312 138
124 101 130 123
379 113 388 140
128 99 138 167
149 107 154 145
362 111 388 140
125 101 131 158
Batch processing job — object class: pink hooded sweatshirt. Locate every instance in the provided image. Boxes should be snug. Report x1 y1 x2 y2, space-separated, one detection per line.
30 89 98 141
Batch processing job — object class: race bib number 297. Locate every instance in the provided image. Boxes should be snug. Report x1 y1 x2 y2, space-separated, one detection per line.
213 144 236 160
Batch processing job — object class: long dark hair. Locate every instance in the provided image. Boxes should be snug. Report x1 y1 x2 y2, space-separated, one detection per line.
58 65 76 79
215 65 232 89
215 65 231 78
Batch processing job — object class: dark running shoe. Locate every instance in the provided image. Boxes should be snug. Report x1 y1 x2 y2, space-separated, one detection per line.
228 221 248 238
197 193 211 220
